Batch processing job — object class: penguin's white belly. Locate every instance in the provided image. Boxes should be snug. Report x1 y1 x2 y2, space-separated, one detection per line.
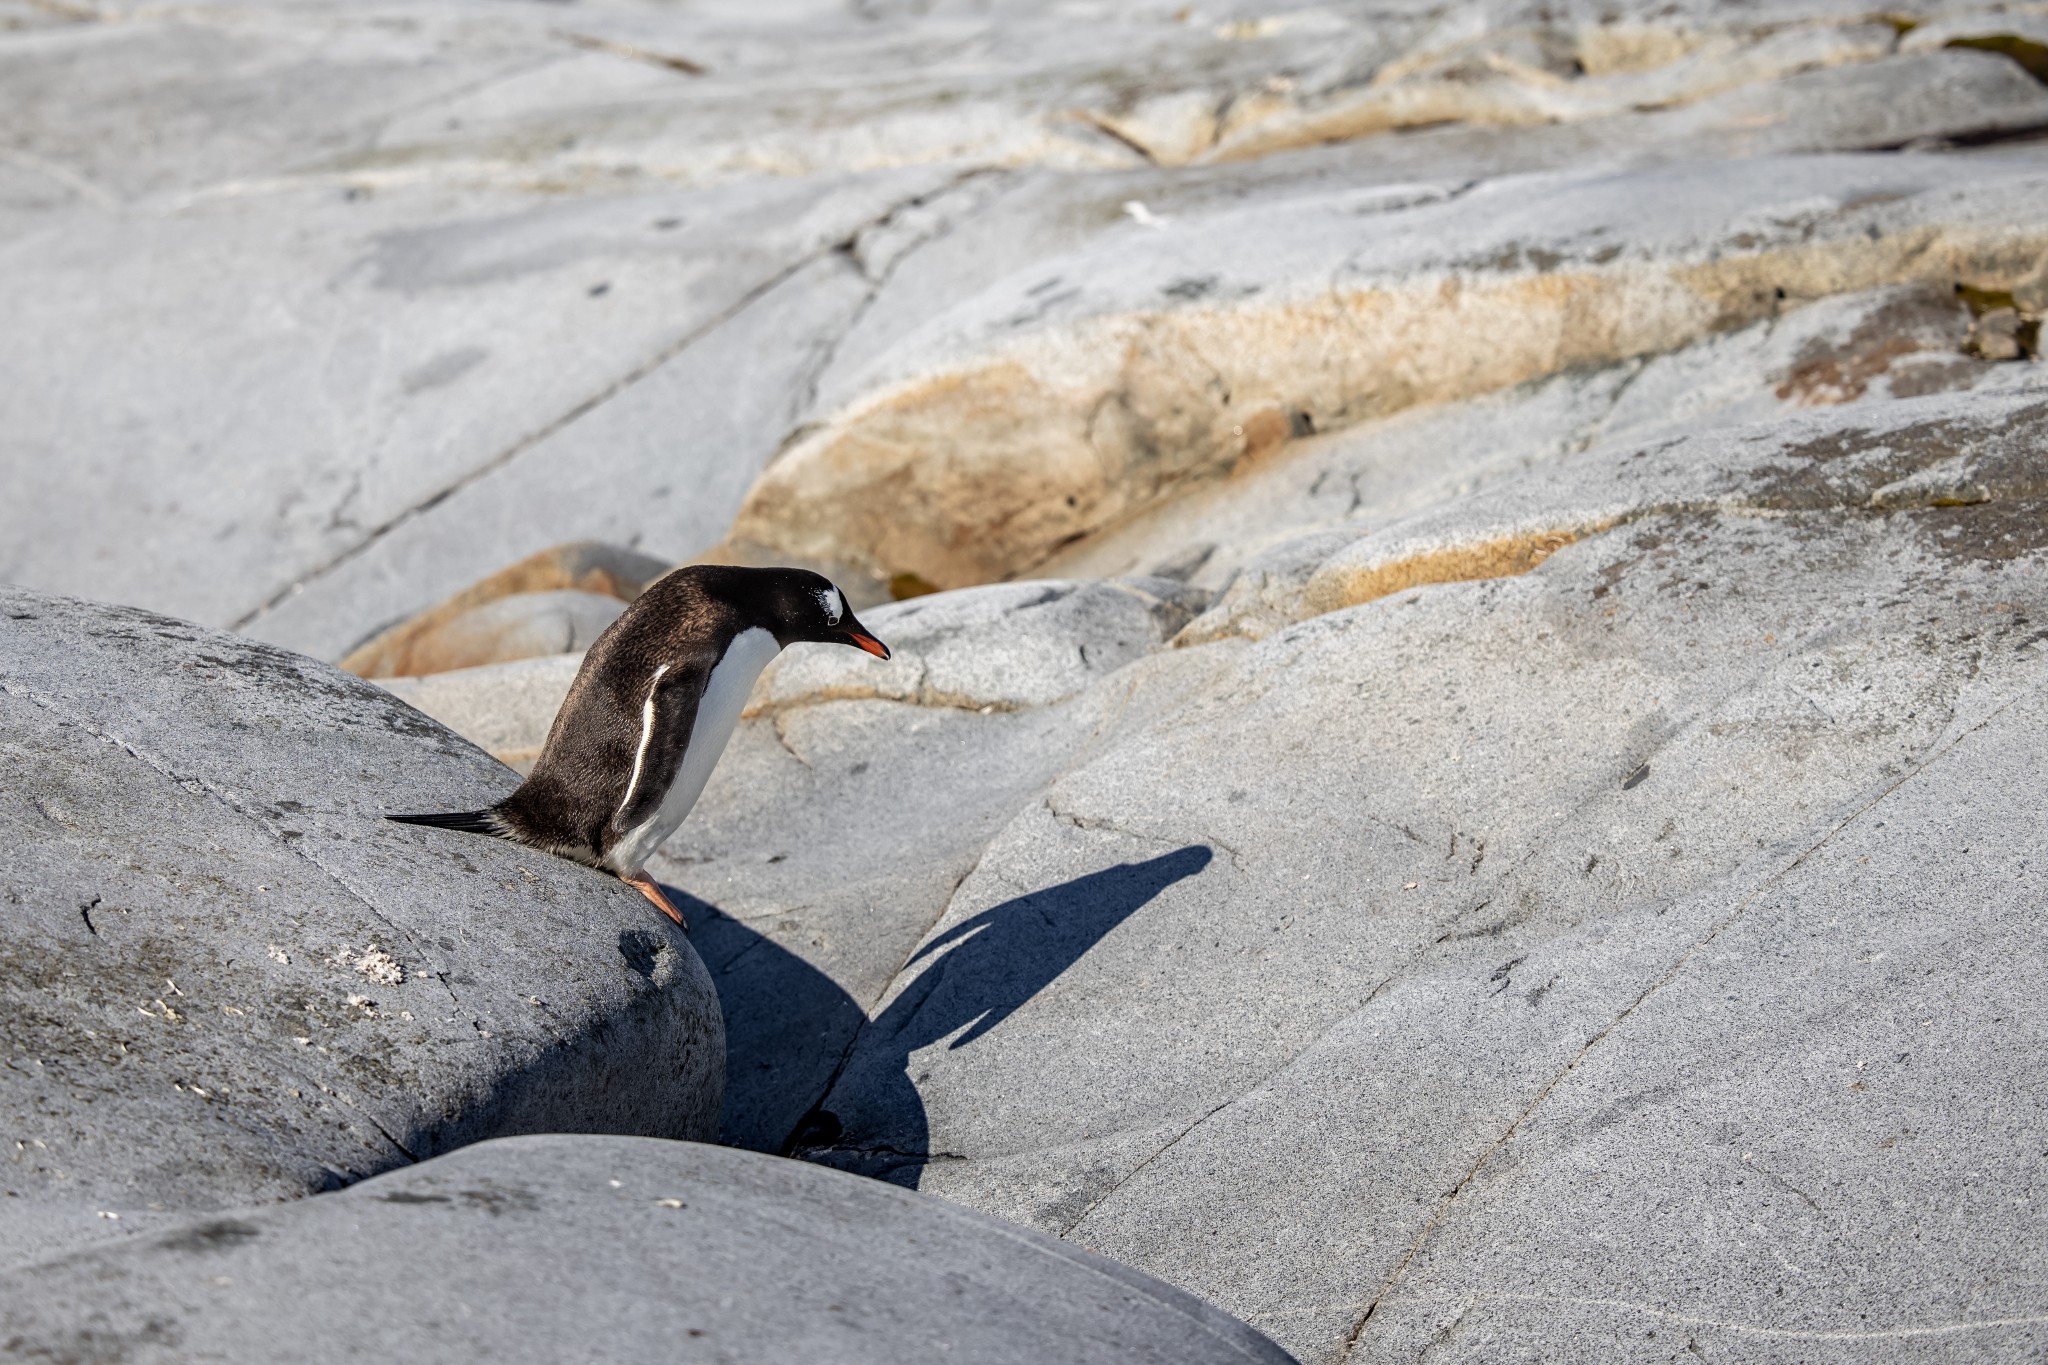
605 627 779 876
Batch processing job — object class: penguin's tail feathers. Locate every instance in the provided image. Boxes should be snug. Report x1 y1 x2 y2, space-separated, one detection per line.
386 808 504 836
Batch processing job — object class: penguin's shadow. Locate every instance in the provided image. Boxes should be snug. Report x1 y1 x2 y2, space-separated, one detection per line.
670 845 1213 1188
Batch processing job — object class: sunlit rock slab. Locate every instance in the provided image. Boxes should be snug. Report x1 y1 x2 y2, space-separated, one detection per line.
705 391 2046 1361
729 146 2048 597
1347 678 2048 1364
0 167 950 659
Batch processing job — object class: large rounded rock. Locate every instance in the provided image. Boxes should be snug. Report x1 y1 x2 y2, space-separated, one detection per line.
0 589 722 1266
0 1134 1297 1365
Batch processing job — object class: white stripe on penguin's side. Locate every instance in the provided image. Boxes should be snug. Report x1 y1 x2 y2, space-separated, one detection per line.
606 627 780 876
615 663 670 823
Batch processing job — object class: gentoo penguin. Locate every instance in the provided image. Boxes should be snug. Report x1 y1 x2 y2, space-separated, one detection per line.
388 565 889 927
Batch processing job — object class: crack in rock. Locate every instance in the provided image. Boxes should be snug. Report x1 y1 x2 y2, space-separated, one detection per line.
0 679 462 1013
1336 679 2043 1361
1410 1292 2048 1344
230 231 870 637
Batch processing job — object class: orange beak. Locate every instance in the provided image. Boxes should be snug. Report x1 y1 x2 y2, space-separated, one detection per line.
845 630 891 660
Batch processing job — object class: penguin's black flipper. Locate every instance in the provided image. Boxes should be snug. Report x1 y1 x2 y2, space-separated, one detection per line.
609 659 711 839
387 809 502 835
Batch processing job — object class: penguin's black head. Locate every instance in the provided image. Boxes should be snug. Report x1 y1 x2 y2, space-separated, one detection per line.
750 568 891 660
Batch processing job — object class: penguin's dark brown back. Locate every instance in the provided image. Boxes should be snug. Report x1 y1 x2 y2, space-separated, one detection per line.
389 563 888 876
492 567 747 862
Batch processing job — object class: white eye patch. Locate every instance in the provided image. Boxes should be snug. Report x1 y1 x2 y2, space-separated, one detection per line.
814 586 844 625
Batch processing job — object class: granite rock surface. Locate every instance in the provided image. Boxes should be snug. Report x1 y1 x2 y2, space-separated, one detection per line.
8 0 2048 659
0 589 721 1268
9 1 2048 1360
0 1135 1297 1365
659 386 2047 1363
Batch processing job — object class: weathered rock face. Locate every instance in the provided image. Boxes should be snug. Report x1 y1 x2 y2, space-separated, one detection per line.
9 1 2048 661
726 154 2048 598
0 1135 1297 1365
1050 280 2025 626
648 386 2047 1362
0 590 721 1267
12 2 2048 1359
1346 680 2048 1363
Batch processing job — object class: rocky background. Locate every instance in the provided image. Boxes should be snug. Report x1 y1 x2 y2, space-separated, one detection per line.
6 0 2048 1361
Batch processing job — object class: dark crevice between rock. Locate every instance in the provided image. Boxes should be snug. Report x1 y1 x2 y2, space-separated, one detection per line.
1945 35 2048 86
1060 1096 1237 1237
798 167 1016 423
1862 116 2048 151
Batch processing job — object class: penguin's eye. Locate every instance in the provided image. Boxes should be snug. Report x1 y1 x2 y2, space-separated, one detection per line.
813 587 843 625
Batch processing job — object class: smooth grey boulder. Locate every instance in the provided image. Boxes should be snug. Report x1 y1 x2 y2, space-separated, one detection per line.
0 1134 1297 1365
0 589 721 1267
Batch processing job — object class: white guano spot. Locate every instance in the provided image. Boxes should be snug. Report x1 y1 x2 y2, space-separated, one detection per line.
355 944 404 986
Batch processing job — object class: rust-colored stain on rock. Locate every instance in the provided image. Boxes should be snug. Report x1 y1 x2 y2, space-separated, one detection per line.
1308 527 1594 615
723 220 2048 602
341 542 670 678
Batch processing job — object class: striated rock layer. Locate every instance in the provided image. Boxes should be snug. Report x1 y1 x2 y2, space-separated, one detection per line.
726 153 2048 598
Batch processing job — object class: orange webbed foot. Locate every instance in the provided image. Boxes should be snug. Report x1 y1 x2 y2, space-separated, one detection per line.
621 872 687 930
